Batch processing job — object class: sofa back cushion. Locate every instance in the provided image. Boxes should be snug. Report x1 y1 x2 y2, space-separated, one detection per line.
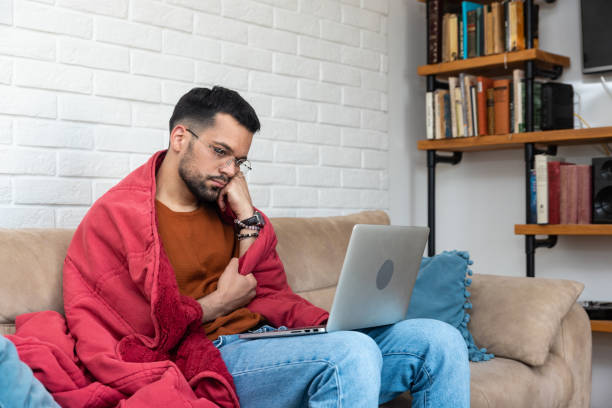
0 229 74 324
0 211 390 323
270 210 390 311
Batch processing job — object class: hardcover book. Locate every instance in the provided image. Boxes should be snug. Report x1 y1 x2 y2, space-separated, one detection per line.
477 76 494 136
535 154 552 224
560 164 578 224
548 160 571 224
448 77 459 137
493 79 511 135
462 1 483 59
576 165 592 224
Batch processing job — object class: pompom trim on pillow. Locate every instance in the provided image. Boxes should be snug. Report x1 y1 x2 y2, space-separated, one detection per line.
452 250 494 362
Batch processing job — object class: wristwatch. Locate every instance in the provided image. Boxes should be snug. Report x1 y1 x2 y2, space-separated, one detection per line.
239 211 265 227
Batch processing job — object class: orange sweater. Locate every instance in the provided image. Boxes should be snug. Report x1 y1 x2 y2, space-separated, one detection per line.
156 200 263 340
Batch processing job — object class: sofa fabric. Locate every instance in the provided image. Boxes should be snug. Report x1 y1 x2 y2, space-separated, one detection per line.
469 273 585 366
0 229 72 323
0 211 591 408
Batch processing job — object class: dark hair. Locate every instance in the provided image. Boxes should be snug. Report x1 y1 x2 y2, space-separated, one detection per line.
168 86 260 134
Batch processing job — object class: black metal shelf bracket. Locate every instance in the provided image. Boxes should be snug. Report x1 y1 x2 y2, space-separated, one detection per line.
431 151 463 166
535 235 558 249
534 65 564 80
427 150 463 257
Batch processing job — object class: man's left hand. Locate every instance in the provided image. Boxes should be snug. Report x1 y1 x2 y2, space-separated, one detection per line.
217 172 254 220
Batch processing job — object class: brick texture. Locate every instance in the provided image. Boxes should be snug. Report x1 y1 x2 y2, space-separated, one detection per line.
1 0 389 226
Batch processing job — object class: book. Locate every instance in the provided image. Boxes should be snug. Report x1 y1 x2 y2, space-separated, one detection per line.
477 76 494 136
470 85 478 136
426 0 442 64
535 154 551 224
458 73 469 136
560 164 578 224
459 20 464 60
426 91 434 140
486 87 495 135
534 81 542 131
462 1 483 59
434 89 445 139
442 13 450 62
529 169 537 224
576 165 592 224
484 4 494 55
507 0 526 51
493 79 511 135
462 74 477 136
548 160 571 224
476 7 484 57
449 13 459 61
515 0 525 50
503 0 510 52
448 77 459 137
454 86 465 137
508 0 517 51
443 91 452 138
467 10 477 58
492 1 504 54
513 69 524 133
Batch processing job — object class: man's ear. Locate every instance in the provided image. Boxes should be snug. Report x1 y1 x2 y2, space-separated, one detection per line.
169 125 188 153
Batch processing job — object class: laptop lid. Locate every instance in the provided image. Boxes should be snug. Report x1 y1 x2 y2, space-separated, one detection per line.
325 224 429 332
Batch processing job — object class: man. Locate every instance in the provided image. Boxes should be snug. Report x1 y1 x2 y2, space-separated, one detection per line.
154 86 469 407
10 86 469 408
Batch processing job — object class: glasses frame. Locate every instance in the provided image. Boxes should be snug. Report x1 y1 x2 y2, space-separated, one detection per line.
185 128 252 175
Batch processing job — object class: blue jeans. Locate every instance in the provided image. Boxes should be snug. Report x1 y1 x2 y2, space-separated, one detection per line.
214 318 470 408
0 336 59 408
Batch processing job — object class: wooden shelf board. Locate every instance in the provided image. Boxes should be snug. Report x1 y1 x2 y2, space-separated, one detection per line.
417 126 612 152
515 224 612 236
591 320 612 333
417 49 570 78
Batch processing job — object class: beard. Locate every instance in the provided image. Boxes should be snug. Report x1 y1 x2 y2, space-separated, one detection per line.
178 142 228 204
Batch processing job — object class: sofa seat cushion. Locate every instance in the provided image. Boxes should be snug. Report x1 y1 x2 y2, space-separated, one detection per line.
381 355 573 408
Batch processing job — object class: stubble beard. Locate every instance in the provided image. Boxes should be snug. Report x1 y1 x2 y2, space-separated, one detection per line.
178 143 228 204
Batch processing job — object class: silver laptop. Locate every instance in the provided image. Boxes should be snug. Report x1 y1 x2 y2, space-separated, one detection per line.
239 224 429 339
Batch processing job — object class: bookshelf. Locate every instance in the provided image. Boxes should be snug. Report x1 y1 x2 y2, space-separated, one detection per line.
591 321 612 333
418 126 612 152
419 0 612 331
418 0 612 281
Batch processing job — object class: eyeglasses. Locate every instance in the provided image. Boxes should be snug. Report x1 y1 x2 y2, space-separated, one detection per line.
185 128 252 175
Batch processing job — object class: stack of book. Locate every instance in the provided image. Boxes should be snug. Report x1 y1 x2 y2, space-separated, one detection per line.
426 69 544 139
427 0 537 64
531 155 592 225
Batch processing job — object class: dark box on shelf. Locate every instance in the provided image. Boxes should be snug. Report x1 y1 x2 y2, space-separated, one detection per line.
580 301 612 320
541 83 574 130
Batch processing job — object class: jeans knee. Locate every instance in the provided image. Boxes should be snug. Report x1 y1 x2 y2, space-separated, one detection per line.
329 331 383 379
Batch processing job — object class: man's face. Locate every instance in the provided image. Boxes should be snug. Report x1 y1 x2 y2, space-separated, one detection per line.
177 113 253 204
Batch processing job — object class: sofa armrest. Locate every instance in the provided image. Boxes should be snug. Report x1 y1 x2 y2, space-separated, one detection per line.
467 274 584 366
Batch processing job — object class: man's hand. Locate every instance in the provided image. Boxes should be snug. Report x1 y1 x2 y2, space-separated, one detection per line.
197 258 257 323
217 172 254 220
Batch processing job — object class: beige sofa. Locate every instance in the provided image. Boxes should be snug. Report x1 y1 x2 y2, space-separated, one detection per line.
0 211 591 407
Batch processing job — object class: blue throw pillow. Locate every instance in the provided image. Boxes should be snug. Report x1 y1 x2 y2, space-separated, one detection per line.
406 250 493 362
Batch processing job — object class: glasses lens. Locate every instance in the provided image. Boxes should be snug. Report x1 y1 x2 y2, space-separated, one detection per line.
239 160 252 174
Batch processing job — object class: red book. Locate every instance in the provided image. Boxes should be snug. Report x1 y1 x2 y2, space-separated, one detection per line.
476 76 494 135
560 165 578 224
493 79 510 135
548 161 572 224
576 165 592 224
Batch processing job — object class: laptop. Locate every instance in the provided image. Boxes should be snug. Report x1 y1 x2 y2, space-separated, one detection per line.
238 224 429 339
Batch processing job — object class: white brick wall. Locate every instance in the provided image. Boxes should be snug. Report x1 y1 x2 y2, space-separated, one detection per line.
0 0 389 227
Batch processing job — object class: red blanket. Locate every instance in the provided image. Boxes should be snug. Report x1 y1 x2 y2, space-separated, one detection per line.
7 150 328 407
